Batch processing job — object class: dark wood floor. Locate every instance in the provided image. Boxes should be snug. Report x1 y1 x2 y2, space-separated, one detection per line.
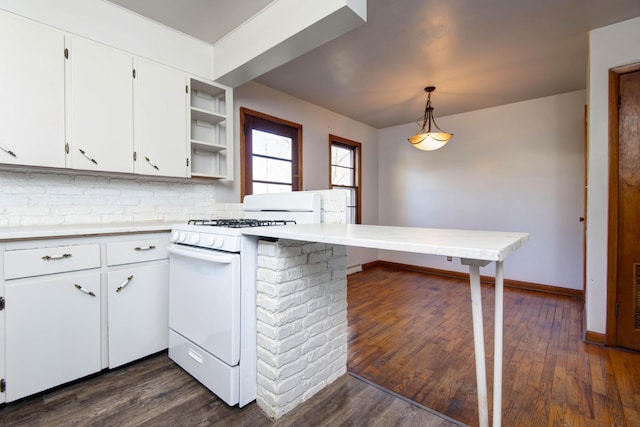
0 352 462 426
2 266 639 426
347 266 640 427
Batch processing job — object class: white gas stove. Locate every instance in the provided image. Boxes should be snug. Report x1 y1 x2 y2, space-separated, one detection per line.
167 192 321 407
170 219 296 252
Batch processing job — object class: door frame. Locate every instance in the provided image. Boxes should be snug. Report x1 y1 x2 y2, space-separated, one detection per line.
606 62 640 346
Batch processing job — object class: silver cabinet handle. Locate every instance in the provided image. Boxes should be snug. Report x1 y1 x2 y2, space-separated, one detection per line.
74 284 96 297
115 275 133 293
42 253 72 261
134 245 156 251
79 148 98 164
144 156 159 171
0 143 17 158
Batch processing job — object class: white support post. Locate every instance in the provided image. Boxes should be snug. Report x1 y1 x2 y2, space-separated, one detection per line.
493 261 504 427
461 258 491 427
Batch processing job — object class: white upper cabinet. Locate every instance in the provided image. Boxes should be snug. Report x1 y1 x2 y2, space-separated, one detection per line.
0 10 232 180
0 12 65 168
189 78 233 179
68 36 134 173
135 59 188 177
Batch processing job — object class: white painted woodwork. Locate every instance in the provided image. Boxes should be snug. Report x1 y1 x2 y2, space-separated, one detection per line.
0 231 171 402
105 237 169 368
3 243 101 280
0 7 232 180
106 237 170 266
68 36 134 173
0 11 65 168
135 59 188 178
107 262 169 368
5 271 101 402
0 244 5 404
0 0 213 79
189 77 233 179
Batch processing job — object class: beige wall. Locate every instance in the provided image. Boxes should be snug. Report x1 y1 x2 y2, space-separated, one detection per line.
378 91 586 291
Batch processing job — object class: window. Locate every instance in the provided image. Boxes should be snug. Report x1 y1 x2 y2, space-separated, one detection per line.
330 134 361 224
240 108 302 198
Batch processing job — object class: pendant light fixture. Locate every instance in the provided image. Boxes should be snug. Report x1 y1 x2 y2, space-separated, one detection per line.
408 86 453 151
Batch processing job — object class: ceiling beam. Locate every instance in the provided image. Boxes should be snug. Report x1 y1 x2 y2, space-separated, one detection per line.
213 0 366 87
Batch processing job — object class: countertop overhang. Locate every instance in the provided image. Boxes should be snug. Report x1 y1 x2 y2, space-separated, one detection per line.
242 223 529 262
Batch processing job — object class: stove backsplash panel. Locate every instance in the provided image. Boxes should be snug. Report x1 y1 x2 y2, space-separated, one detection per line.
216 190 348 224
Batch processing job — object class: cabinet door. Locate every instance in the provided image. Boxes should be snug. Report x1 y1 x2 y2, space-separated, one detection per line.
107 261 169 368
69 37 134 173
5 272 101 402
135 59 188 177
0 12 65 168
0 276 4 404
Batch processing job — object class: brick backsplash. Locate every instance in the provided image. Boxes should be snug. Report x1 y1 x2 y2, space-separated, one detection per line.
0 169 216 226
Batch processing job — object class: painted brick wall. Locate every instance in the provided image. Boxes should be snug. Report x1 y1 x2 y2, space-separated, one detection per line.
312 189 348 224
0 169 216 226
255 238 348 418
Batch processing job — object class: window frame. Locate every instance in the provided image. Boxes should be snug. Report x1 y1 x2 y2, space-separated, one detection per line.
240 107 303 199
329 134 362 224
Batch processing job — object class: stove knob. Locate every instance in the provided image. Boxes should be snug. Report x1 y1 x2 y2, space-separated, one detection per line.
178 232 186 242
206 236 216 247
171 231 180 241
214 237 224 248
190 234 200 244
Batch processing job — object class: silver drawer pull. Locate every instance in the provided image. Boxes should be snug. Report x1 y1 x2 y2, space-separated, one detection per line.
134 245 156 251
115 275 134 293
144 156 159 171
79 148 98 165
74 284 96 297
42 253 72 261
0 143 17 157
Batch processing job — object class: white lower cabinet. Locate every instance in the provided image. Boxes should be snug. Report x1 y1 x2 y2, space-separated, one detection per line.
5 272 101 402
107 262 169 368
1 232 170 402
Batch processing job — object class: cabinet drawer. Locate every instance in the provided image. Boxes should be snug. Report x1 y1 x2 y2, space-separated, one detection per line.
106 237 169 266
4 244 100 280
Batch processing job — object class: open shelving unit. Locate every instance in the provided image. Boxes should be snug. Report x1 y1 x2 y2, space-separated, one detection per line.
188 77 233 179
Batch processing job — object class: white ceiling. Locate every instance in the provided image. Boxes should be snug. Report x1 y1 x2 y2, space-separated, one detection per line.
108 0 640 129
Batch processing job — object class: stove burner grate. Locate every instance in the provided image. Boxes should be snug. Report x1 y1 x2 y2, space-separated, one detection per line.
188 219 297 228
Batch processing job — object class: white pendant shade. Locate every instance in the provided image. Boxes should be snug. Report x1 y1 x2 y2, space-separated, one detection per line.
408 86 452 151
408 132 452 151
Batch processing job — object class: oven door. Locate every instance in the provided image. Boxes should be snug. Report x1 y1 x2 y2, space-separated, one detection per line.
168 244 241 366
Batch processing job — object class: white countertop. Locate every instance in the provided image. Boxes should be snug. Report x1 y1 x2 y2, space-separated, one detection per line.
242 223 529 261
0 222 175 241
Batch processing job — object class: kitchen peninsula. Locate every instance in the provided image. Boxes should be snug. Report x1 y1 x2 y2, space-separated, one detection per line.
242 223 529 427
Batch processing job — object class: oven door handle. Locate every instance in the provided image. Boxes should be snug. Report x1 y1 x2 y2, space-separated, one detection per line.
167 244 234 264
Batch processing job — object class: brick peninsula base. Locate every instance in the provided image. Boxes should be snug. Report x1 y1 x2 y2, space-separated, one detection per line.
255 238 348 418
